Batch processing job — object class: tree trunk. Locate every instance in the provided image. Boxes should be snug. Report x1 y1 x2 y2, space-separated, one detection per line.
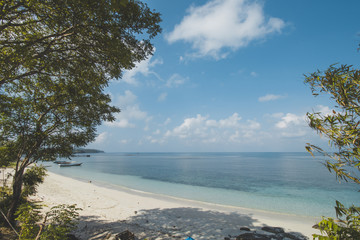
6 167 25 224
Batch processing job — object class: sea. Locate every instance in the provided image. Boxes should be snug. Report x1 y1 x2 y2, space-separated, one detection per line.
46 152 359 218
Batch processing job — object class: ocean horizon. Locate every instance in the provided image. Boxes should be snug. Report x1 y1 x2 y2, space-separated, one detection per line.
45 152 359 218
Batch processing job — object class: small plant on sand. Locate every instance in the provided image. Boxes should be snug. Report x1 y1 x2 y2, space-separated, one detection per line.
0 165 46 227
16 203 80 240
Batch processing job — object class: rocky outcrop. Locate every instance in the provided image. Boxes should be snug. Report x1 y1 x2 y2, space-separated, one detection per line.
86 226 308 240
234 226 308 240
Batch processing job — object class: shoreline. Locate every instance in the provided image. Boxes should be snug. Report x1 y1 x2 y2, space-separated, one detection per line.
69 172 319 220
31 171 319 239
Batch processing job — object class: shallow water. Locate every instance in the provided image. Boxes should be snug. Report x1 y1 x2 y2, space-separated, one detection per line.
45 152 359 217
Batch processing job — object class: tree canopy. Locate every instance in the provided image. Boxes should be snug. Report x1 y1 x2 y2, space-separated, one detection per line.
0 0 161 223
0 0 161 86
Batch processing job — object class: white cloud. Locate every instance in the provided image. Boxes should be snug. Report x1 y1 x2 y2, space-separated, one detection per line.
158 92 168 102
146 135 165 144
117 90 137 106
313 105 333 116
218 113 242 128
166 74 187 88
166 0 285 59
164 118 171 125
110 119 135 128
164 113 261 143
258 94 285 102
250 71 258 77
106 90 150 128
246 119 261 130
153 129 161 135
275 113 304 129
166 114 208 139
269 112 284 118
94 132 108 144
272 112 309 138
120 139 129 144
121 53 162 85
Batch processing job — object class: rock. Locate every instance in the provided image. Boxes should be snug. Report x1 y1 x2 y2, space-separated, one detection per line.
282 232 308 240
261 226 285 234
236 232 272 240
66 234 80 240
224 237 231 240
234 226 308 240
115 230 135 240
240 227 251 231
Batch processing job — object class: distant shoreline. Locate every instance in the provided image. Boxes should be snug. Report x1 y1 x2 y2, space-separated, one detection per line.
32 171 319 239
73 148 104 154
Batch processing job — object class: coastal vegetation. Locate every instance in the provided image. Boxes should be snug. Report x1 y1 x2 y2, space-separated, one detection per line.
306 64 360 239
0 0 161 236
73 148 104 154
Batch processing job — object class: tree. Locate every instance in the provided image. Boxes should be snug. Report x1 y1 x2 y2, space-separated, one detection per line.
305 64 360 239
0 0 161 223
0 0 161 87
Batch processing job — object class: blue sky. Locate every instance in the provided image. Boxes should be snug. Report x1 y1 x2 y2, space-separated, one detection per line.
88 0 360 152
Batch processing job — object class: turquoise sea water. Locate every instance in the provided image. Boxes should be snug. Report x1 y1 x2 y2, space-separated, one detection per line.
46 152 359 217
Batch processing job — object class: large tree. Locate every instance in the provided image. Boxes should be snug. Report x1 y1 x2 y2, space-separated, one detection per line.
0 0 161 87
305 64 360 239
0 0 161 223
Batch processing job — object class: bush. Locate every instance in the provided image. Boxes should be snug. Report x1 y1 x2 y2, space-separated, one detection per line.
22 166 47 198
16 203 80 240
313 201 360 240
0 165 47 226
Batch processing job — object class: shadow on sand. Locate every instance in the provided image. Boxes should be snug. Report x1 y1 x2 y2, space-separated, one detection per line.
73 207 308 240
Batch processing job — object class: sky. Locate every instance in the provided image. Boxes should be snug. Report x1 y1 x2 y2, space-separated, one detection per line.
88 0 360 152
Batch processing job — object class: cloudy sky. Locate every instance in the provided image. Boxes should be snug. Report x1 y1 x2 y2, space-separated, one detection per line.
88 0 360 152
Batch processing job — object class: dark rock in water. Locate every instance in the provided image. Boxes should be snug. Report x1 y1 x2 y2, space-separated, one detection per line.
236 233 272 240
115 230 135 240
261 226 285 234
224 237 231 240
240 227 251 231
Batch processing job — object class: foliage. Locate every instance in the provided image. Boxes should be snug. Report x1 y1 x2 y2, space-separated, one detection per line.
0 169 12 201
16 203 80 240
0 142 17 168
305 64 360 239
0 169 13 227
313 201 360 239
16 203 42 239
22 165 47 198
0 0 161 222
0 0 161 87
305 64 360 185
0 165 46 227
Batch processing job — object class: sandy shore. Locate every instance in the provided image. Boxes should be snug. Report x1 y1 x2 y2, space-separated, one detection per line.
31 171 319 239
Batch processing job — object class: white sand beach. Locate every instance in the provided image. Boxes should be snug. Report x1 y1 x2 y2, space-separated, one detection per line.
31 171 320 239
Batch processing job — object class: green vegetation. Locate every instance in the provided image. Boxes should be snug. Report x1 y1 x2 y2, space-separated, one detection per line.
1 166 80 239
73 148 104 154
305 64 360 239
0 166 47 236
16 203 80 240
0 0 161 231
